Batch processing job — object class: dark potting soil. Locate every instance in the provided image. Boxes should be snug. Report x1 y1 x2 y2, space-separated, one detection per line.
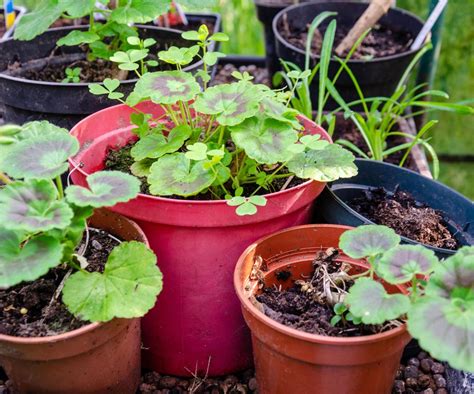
0 230 119 337
211 63 271 87
256 248 395 337
350 187 459 250
280 17 413 59
332 116 417 171
103 140 305 199
0 14 6 37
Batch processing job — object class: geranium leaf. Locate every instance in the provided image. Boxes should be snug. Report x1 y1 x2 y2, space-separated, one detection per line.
339 225 401 259
148 153 215 196
408 297 474 373
185 142 208 161
300 135 330 150
377 245 438 284
66 171 140 208
0 180 73 232
0 229 63 288
346 278 411 325
57 31 100 46
3 132 79 180
158 46 200 66
110 0 169 24
260 97 302 130
62 241 163 322
230 116 298 164
130 159 154 178
133 71 200 105
193 82 261 126
286 144 357 182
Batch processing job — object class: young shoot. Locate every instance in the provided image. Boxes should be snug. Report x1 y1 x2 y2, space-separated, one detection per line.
62 67 81 83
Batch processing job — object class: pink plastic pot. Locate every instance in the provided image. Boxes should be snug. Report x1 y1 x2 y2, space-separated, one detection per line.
69 101 332 376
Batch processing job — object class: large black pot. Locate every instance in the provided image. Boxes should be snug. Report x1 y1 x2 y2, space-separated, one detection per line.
315 159 474 259
0 14 220 128
273 2 425 109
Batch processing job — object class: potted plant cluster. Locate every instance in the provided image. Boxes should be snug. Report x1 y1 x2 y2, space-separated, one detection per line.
0 0 221 128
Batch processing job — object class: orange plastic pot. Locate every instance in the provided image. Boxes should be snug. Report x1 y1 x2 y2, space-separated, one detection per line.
234 224 411 394
0 209 148 394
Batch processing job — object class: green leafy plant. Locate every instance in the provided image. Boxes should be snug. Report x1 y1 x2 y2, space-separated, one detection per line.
0 121 162 323
62 66 82 83
14 0 216 66
338 225 474 373
89 27 358 215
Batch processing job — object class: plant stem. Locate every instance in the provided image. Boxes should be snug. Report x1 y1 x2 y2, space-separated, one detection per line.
55 176 64 199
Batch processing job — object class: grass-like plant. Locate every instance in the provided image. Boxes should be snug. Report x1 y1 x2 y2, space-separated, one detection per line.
0 121 163 323
89 25 358 215
338 225 474 373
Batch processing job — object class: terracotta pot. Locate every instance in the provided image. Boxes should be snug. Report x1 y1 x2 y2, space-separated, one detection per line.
234 224 411 394
0 209 148 394
69 101 332 376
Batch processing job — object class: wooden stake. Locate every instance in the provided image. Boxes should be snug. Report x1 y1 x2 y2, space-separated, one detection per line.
335 0 393 56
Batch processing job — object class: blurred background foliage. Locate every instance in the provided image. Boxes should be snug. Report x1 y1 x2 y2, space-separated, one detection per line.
13 0 473 198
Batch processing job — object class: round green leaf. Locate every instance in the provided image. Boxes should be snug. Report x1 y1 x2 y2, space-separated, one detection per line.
408 297 474 373
0 229 63 288
3 132 79 180
148 153 215 196
230 116 298 164
133 71 201 105
130 159 154 178
377 244 439 284
62 241 163 322
286 144 357 182
339 225 401 259
158 46 200 66
0 180 73 232
193 82 261 126
66 171 140 208
346 277 411 325
185 142 208 161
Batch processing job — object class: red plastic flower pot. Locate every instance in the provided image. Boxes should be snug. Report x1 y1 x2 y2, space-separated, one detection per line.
69 101 332 376
234 224 411 394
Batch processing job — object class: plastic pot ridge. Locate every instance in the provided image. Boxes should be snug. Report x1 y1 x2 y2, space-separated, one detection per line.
70 101 332 376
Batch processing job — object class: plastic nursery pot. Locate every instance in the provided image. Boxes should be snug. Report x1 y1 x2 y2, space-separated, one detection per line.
0 209 148 394
315 159 474 259
234 224 411 394
69 100 332 376
273 2 425 109
0 25 204 129
0 6 26 42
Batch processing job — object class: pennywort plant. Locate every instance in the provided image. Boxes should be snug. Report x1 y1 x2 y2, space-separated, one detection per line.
338 225 474 373
0 121 163 323
89 26 358 215
14 0 214 63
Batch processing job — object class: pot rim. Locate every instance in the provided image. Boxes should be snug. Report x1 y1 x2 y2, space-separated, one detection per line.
0 24 203 87
69 101 331 206
273 1 426 64
234 223 408 345
0 210 148 344
329 158 472 255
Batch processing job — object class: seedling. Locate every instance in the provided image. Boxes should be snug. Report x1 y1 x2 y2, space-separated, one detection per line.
90 27 358 215
337 225 474 373
62 67 82 83
0 121 162 323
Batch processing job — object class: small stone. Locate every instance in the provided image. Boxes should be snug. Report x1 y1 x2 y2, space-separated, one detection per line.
92 239 103 250
395 366 404 380
139 383 156 393
420 358 434 373
418 374 432 389
159 377 178 389
406 389 416 394
421 389 434 394
406 377 418 389
417 351 429 360
408 357 420 367
177 380 189 389
224 375 239 386
143 371 161 385
248 377 258 391
431 362 445 374
404 365 419 379
242 369 254 383
433 374 446 388
392 380 405 393
435 389 448 394
20 307 28 314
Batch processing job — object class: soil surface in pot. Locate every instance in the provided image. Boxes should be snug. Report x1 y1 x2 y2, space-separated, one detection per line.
256 247 400 337
349 187 459 250
0 229 119 337
103 140 305 198
280 17 413 59
332 116 417 171
211 63 270 87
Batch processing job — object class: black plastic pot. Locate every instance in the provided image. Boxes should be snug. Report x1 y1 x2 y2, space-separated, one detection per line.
273 2 425 109
0 19 217 129
315 159 474 259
